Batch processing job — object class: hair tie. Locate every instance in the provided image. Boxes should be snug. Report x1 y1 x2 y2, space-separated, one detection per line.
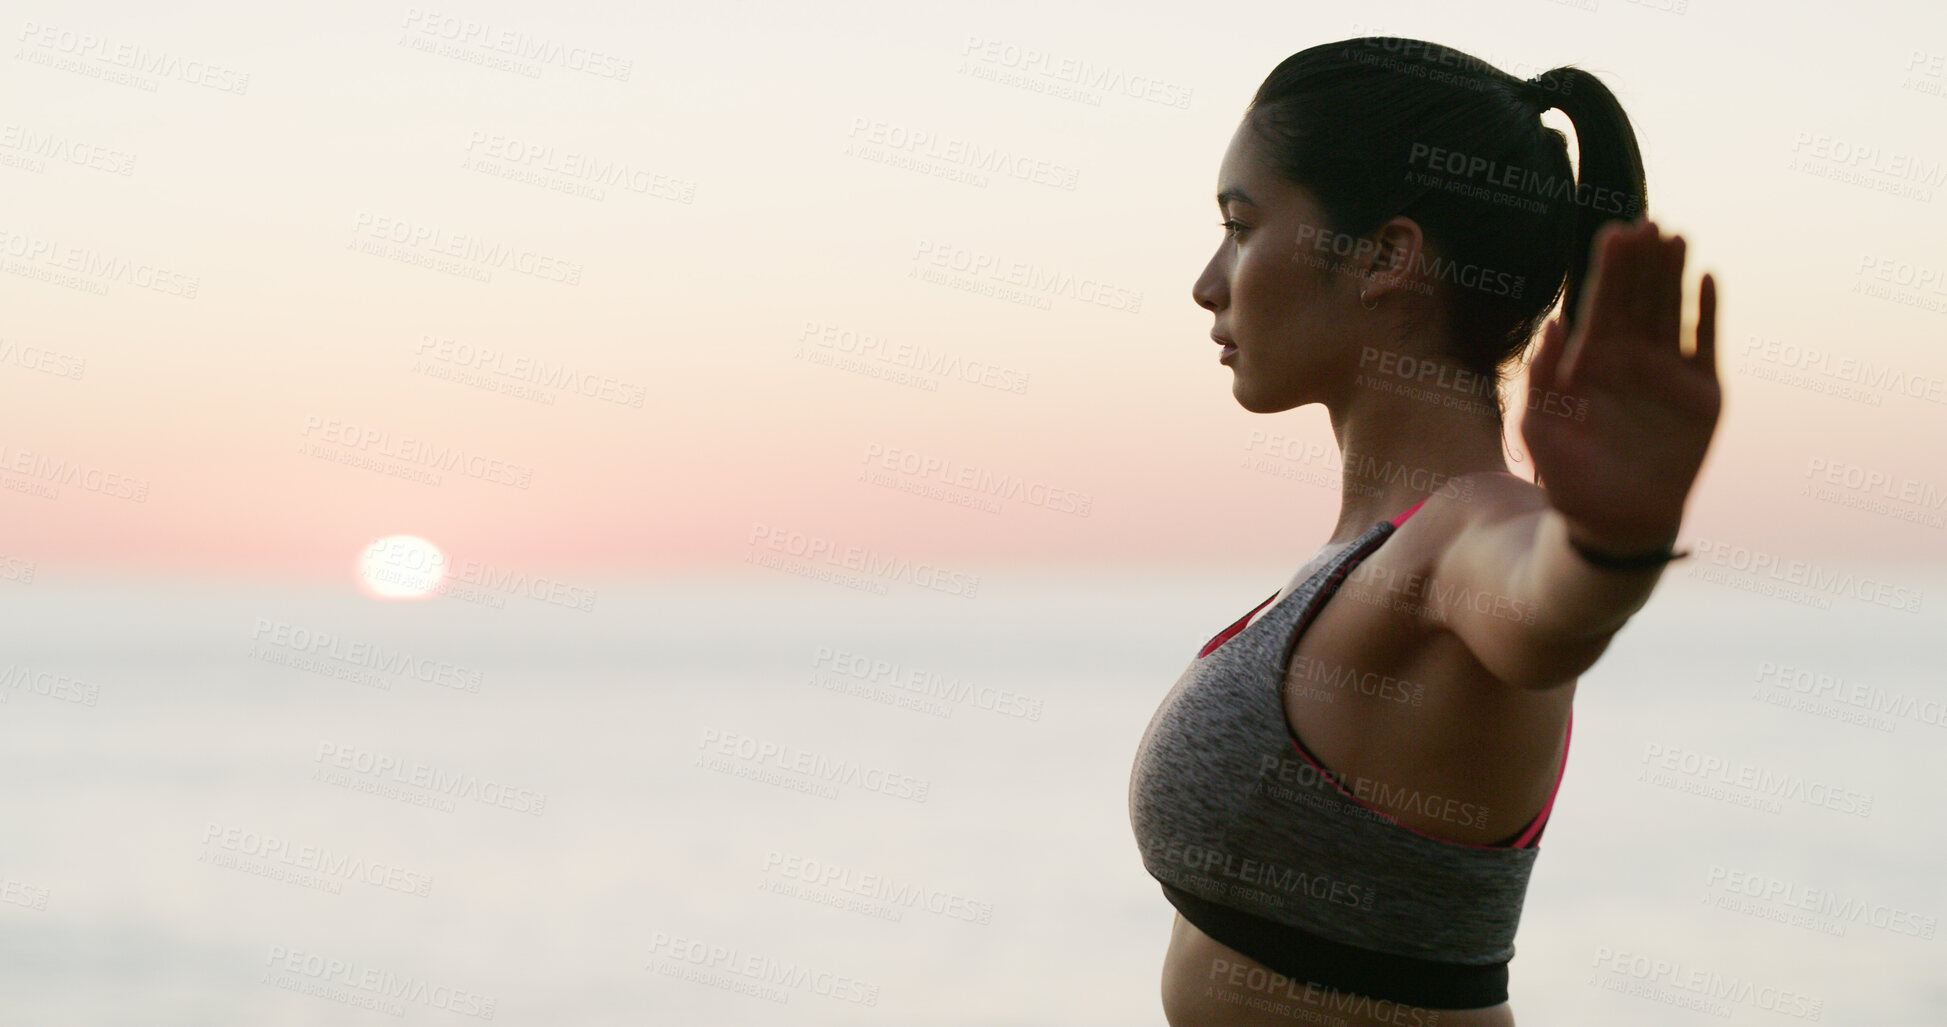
1522 74 1552 112
1567 534 1689 571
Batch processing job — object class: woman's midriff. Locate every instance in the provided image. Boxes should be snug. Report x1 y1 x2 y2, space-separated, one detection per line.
1160 915 1516 1027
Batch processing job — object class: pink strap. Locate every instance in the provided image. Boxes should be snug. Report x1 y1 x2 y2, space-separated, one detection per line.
1197 590 1278 658
1389 497 1429 526
1511 708 1572 849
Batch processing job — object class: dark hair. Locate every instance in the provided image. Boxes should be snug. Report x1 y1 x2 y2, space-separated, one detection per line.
1245 38 1647 416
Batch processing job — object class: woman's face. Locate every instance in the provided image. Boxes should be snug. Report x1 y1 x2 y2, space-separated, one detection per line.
1192 120 1377 413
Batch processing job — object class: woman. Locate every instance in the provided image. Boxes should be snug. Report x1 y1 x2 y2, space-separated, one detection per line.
1128 38 1721 1026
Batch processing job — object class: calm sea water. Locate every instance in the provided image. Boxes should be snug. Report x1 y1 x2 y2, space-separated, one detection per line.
1 566 1941 1025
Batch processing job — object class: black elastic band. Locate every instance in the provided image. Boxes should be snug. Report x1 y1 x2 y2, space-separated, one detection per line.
1160 881 1510 1009
1521 75 1550 110
1567 534 1690 571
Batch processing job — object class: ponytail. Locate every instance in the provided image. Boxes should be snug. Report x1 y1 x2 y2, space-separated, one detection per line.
1529 66 1648 338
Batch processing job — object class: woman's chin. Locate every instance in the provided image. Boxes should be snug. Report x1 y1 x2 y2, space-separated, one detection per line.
1230 379 1301 414
1230 380 1272 414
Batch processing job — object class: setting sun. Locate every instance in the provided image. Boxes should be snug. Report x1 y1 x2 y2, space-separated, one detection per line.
356 535 447 600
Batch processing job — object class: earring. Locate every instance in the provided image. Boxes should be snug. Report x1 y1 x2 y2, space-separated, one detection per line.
1360 290 1378 311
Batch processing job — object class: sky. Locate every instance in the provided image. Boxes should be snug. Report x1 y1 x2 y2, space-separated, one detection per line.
3 0 1945 585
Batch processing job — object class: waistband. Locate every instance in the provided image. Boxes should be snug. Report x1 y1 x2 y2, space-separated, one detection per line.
1160 880 1510 1009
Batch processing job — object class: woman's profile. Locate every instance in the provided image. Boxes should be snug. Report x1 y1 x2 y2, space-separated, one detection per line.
1128 38 1721 1026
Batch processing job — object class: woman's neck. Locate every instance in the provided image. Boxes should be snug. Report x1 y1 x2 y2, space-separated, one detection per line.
1323 368 1513 541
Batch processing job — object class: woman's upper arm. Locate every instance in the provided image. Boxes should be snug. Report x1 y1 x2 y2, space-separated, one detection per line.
1422 481 1616 691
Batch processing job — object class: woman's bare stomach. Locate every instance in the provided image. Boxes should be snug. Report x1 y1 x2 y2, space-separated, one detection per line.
1160 914 1514 1027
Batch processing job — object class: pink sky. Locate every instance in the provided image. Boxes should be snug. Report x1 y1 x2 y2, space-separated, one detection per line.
4 5 1944 583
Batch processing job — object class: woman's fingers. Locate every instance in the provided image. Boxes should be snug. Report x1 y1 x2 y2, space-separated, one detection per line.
1653 234 1685 355
1530 316 1567 391
1694 272 1718 372
1618 220 1659 345
1565 219 1715 380
1574 219 1629 335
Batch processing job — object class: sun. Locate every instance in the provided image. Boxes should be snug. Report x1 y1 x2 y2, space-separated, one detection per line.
357 535 447 600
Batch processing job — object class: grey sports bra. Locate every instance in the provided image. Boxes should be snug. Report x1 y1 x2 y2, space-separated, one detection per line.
1127 502 1571 1008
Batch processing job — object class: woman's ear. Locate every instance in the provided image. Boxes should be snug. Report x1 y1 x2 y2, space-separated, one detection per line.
1361 216 1426 301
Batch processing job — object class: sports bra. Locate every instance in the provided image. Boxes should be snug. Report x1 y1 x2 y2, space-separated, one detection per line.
1127 496 1572 1008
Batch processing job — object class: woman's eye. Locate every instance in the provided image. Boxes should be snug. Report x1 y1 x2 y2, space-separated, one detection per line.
1218 219 1247 238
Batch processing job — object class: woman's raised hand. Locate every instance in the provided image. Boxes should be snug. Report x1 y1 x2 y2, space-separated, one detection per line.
1521 218 1722 553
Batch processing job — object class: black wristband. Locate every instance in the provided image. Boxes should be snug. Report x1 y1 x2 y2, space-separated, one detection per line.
1567 534 1689 571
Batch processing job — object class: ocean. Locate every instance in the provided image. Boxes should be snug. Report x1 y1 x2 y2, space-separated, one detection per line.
0 566 1940 1025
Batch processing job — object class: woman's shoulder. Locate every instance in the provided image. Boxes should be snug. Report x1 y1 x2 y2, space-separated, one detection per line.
1384 469 1550 587
1404 469 1547 537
